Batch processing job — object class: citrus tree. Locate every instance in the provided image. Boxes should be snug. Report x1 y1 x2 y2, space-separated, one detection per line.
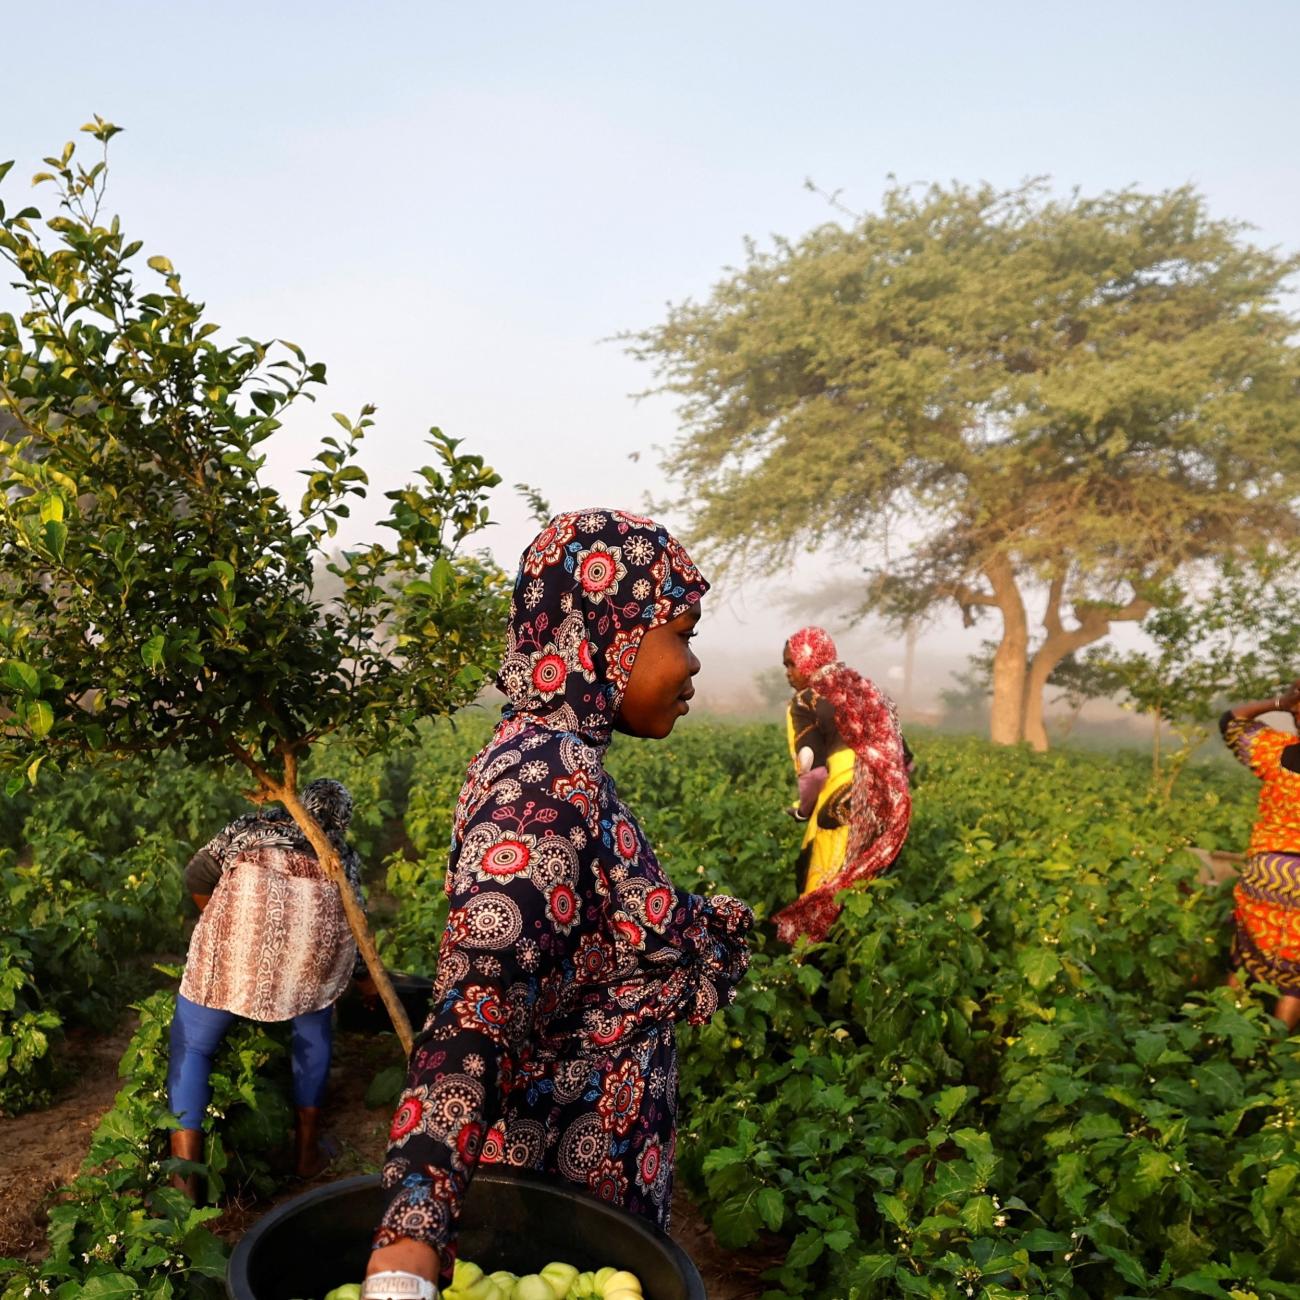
0 119 509 1053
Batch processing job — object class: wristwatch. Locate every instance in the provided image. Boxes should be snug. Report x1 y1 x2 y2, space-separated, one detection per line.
362 1272 440 1300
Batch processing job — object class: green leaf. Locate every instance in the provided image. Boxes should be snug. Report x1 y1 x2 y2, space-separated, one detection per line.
874 1192 910 1228
852 1255 896 1283
1019 947 1061 991
933 1084 974 1125
960 1195 996 1234
78 1274 140 1300
180 1225 229 1279
755 1187 784 1232
1075 1112 1124 1141
1096 1244 1148 1288
4 661 40 695
146 254 174 275
27 699 53 738
141 635 166 671
784 1229 824 1270
43 519 67 562
1170 1263 1236 1294
711 1192 762 1249
1018 1228 1071 1252
364 1064 407 1110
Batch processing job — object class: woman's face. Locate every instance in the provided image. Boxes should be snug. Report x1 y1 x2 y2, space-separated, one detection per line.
783 643 807 690
615 605 702 739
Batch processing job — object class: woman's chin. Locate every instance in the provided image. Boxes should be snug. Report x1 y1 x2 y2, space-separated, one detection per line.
613 708 683 740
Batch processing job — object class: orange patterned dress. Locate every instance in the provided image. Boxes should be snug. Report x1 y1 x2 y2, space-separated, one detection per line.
1222 713 1300 996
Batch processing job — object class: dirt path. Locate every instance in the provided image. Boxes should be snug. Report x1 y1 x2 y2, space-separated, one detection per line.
0 1019 139 1261
2 1027 768 1298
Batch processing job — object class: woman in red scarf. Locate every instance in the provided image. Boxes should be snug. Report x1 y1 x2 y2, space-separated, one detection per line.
775 626 912 944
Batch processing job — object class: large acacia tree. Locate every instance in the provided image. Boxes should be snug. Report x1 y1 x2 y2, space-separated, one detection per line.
629 181 1300 747
0 121 509 1052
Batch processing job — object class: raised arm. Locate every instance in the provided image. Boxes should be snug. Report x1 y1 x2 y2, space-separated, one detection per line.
1221 680 1300 776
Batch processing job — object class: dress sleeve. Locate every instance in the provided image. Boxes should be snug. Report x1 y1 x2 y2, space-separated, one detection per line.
789 689 828 770
182 849 222 895
605 871 753 1030
1222 713 1293 779
373 794 590 1270
183 814 258 892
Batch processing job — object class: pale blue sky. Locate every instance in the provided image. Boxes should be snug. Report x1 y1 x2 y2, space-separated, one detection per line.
6 1 1297 705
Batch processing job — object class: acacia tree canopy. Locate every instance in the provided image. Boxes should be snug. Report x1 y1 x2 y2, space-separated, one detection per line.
0 120 510 1052
628 180 1300 747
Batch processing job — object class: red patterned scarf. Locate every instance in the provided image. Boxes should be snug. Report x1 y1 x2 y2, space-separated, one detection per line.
775 629 912 943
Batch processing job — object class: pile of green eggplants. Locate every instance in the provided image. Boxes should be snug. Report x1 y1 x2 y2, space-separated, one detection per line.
319 1260 645 1300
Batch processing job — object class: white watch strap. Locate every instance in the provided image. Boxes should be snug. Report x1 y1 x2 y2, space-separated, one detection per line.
362 1271 439 1300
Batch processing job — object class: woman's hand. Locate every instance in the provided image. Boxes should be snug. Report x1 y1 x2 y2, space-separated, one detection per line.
366 1240 439 1283
1279 680 1300 713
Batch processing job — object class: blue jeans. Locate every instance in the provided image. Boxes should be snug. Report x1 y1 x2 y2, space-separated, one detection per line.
167 993 333 1128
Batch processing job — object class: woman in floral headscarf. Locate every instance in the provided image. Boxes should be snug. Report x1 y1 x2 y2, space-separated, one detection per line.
775 626 912 944
365 509 753 1296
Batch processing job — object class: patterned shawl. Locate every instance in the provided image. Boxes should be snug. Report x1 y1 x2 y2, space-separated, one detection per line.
775 626 912 943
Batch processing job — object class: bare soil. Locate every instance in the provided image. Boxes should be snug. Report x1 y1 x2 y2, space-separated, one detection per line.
0 1019 139 1262
0 1027 770 1298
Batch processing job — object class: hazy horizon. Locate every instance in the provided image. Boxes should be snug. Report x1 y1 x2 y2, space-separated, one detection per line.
7 1 1297 719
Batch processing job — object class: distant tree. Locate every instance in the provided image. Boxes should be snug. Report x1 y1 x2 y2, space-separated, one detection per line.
1042 648 1126 744
628 180 1300 750
754 664 790 710
1072 556 1300 798
938 641 996 732
0 120 509 1053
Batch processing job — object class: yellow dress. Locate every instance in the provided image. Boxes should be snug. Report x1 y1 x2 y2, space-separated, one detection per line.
787 706 854 896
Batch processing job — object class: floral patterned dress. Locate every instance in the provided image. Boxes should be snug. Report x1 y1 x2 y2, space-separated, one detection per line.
374 509 753 1272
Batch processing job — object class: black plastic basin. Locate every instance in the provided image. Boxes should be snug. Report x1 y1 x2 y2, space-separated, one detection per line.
227 1170 707 1300
335 974 435 1035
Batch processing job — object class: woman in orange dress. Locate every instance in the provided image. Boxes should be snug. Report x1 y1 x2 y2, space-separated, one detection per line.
1221 679 1300 1030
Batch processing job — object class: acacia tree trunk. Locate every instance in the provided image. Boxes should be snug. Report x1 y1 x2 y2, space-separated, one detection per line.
986 555 1028 746
232 744 415 1056
1021 574 1151 754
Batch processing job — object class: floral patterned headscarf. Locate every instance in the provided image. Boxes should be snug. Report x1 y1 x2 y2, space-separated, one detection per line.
496 509 709 742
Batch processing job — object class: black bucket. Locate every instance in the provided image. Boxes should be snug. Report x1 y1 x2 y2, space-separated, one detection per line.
335 974 434 1035
226 1170 707 1300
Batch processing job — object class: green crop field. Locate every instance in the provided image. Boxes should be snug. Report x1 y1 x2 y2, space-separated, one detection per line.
4 720 1297 1300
